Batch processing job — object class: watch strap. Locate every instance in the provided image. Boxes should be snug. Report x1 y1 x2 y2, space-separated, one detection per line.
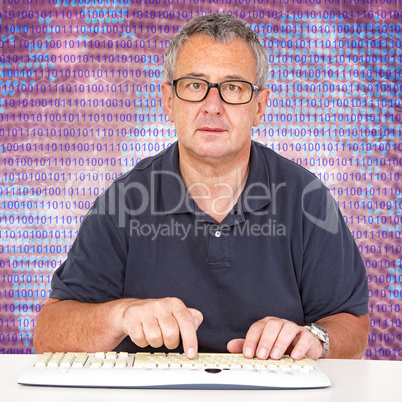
304 323 329 358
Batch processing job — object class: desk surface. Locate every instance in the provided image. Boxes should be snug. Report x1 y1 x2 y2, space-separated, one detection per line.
1 355 400 402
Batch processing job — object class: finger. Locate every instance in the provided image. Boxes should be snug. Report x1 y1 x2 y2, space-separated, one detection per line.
157 316 181 350
189 308 204 330
268 322 301 360
290 330 321 361
128 322 149 348
254 319 285 360
175 308 202 359
242 320 268 359
227 338 245 354
142 317 164 348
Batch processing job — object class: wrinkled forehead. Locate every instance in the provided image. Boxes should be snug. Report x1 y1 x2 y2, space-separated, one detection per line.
174 34 257 82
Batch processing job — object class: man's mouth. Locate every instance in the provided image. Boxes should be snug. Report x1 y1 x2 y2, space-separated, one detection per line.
198 127 226 133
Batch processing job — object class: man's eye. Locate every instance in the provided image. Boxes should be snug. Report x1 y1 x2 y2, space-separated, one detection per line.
228 84 239 92
190 83 201 90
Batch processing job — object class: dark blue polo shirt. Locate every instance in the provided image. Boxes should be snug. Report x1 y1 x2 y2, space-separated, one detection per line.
50 141 369 353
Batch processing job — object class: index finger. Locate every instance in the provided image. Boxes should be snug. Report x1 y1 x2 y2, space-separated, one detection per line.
173 307 203 359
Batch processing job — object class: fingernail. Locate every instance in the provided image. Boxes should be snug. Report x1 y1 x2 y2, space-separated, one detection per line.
257 348 268 360
271 348 281 359
244 347 254 358
187 348 196 359
292 351 301 360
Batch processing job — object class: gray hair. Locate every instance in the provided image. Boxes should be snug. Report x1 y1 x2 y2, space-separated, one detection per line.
164 14 269 89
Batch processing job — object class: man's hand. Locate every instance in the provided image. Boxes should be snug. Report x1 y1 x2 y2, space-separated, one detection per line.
227 317 323 361
119 297 203 359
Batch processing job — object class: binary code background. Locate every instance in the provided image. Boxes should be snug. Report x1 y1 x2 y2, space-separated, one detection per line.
0 0 401 360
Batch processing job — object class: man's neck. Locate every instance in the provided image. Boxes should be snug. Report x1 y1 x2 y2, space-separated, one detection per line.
178 144 251 222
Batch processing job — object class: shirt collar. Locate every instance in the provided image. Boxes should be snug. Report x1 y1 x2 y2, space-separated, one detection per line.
238 141 271 213
161 142 194 215
160 141 271 216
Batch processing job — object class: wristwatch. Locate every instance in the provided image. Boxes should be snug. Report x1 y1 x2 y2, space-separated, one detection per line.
304 323 329 358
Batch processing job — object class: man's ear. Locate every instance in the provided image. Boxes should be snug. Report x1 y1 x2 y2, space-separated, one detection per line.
253 88 270 126
161 82 174 123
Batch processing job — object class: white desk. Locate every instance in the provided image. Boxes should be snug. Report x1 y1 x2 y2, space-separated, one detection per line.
1 355 400 402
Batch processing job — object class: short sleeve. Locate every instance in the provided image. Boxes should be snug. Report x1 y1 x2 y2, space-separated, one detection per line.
49 196 127 302
300 182 369 323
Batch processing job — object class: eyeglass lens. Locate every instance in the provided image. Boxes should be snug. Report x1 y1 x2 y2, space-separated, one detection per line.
175 78 253 104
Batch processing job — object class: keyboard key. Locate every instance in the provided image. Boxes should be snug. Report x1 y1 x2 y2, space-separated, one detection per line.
60 353 76 368
134 353 157 368
48 353 64 368
34 352 52 368
90 358 103 369
103 360 115 368
115 358 128 368
106 352 117 359
72 353 88 368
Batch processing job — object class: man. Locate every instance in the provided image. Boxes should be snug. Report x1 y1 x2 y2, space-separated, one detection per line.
34 14 369 361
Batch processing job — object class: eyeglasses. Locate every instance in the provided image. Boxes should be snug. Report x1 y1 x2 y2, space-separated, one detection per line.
171 77 260 105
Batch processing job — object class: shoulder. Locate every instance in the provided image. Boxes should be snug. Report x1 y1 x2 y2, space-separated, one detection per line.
253 140 320 188
252 141 333 221
114 143 174 185
93 143 176 212
106 143 176 190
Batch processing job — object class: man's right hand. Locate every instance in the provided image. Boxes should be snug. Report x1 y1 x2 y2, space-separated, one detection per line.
118 297 203 359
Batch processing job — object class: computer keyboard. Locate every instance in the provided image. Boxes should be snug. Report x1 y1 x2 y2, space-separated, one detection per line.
18 352 331 390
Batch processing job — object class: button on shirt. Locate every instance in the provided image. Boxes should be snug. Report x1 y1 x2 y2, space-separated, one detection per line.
50 141 369 353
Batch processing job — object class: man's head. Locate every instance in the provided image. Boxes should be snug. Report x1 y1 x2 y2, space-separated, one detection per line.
164 14 269 90
161 14 270 164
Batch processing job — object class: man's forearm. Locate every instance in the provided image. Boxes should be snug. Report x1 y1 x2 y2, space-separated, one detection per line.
34 297 203 357
316 312 369 359
33 298 128 354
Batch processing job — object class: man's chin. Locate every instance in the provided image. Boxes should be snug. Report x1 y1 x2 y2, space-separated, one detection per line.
178 138 249 164
193 144 234 161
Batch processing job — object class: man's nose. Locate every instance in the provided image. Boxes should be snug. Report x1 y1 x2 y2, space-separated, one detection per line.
202 87 224 114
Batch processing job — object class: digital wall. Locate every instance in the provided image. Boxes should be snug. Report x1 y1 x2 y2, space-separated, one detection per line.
0 0 401 360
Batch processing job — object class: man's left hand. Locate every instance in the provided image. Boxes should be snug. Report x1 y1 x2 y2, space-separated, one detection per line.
227 317 323 361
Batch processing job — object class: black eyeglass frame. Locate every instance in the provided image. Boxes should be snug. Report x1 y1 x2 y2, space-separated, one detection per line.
171 77 260 105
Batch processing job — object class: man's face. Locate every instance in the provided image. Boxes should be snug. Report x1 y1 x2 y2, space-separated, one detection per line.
162 34 269 164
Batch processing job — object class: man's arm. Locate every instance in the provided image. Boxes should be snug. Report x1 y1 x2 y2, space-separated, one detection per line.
316 313 369 358
227 312 369 360
33 297 203 358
